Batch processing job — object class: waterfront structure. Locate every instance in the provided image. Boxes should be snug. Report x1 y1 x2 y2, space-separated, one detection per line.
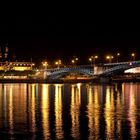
0 62 35 71
0 61 35 79
1 60 140 80
42 61 140 79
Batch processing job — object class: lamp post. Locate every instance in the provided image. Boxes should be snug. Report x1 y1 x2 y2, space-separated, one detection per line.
55 59 61 68
89 55 98 65
106 55 113 63
71 59 75 65
89 57 92 65
42 61 48 69
131 53 135 61
117 53 120 63
71 57 78 66
93 55 98 65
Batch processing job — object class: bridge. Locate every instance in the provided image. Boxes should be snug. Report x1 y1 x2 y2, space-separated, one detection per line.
41 61 140 79
44 65 93 79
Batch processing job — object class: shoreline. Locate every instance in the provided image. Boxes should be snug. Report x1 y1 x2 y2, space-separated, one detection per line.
0 78 93 84
1 78 140 84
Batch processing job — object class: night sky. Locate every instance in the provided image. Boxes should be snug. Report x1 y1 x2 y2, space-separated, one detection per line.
1 10 140 64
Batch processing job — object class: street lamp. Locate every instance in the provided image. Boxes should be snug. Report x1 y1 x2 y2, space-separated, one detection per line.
42 61 48 69
93 55 98 64
89 55 98 65
72 56 79 65
75 57 78 65
106 55 113 63
75 57 78 61
71 59 75 65
117 53 120 63
71 57 78 65
131 53 135 61
55 59 61 68
89 57 92 65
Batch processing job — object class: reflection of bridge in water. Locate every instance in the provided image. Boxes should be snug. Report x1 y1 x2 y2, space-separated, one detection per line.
42 61 140 79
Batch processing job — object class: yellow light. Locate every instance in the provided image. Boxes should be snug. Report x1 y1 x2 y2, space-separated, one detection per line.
58 60 61 64
106 56 110 59
89 58 92 62
42 62 48 67
131 53 135 57
94 55 98 59
55 61 58 65
117 53 120 56
72 60 75 63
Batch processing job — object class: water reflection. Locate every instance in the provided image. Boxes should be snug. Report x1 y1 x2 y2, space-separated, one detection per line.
30 84 36 133
55 84 64 139
116 86 123 140
9 85 14 135
87 86 100 140
71 84 81 139
41 84 50 139
0 83 140 139
104 87 115 139
125 83 137 140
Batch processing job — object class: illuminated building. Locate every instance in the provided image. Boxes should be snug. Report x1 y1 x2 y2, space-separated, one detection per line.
0 62 35 71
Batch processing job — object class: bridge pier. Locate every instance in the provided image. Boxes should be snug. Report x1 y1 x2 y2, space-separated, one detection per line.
97 77 112 83
94 66 110 75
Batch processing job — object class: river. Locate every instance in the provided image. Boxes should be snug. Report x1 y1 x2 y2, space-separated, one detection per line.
0 82 140 139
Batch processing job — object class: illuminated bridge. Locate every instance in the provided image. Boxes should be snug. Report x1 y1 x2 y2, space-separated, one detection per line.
42 61 140 79
44 65 93 79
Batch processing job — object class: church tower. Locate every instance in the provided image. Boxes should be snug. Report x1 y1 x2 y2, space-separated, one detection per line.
0 46 2 60
4 45 9 59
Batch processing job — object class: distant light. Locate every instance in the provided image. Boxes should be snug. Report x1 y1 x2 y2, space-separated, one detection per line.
117 53 120 56
89 58 92 61
55 61 58 65
72 60 75 63
94 55 98 59
106 56 110 59
131 53 135 57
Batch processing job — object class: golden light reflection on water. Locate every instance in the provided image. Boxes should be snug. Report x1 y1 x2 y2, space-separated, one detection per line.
71 84 81 139
127 84 137 140
41 84 50 139
30 84 36 133
13 84 27 127
55 84 64 139
116 89 122 140
0 84 4 128
87 86 100 140
104 87 115 140
0 84 27 132
1 83 140 139
9 85 14 135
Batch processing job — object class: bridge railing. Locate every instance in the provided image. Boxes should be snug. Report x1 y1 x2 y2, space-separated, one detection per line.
99 62 140 76
103 60 140 66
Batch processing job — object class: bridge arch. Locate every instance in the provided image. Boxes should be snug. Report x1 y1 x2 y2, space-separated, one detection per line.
99 62 140 77
45 67 93 79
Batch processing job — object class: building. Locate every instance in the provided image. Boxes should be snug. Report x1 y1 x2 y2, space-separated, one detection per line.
0 62 35 71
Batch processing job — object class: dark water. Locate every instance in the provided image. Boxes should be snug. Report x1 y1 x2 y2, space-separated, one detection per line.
0 83 140 139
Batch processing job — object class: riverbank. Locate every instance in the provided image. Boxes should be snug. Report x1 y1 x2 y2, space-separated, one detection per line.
112 77 140 83
0 78 94 84
1 77 140 84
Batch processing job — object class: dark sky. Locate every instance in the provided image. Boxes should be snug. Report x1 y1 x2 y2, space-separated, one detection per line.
1 10 140 64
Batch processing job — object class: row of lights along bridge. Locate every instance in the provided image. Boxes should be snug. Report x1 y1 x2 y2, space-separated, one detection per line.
42 53 136 69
